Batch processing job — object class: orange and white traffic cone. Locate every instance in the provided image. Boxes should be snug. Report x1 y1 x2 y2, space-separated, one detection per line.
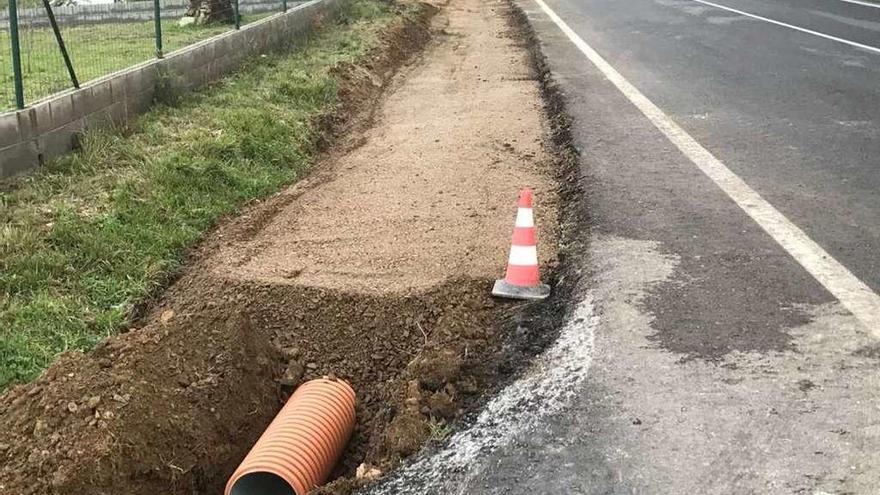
492 188 550 300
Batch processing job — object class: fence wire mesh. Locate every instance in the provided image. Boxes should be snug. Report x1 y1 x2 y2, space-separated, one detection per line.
1 0 294 112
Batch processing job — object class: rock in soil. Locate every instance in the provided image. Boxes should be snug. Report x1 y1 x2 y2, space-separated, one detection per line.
279 360 306 391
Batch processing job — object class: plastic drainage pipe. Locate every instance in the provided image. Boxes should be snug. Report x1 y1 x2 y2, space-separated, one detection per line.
226 378 357 495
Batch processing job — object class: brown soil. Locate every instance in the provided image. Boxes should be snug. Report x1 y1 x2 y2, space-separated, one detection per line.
0 0 570 494
213 0 559 293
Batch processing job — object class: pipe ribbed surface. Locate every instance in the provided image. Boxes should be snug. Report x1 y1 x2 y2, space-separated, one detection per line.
225 378 357 495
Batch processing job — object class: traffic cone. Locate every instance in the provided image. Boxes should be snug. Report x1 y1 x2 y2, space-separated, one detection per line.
492 188 550 300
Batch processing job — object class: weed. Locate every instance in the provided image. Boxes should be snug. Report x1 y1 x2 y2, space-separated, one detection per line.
427 418 452 442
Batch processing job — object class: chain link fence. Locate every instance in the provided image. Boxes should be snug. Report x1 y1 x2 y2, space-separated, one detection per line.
0 0 300 111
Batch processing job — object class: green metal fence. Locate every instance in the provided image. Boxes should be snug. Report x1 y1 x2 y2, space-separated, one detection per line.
1 0 298 111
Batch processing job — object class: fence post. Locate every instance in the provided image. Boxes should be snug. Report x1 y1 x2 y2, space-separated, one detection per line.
153 0 163 58
7 0 25 109
42 0 79 89
233 0 240 29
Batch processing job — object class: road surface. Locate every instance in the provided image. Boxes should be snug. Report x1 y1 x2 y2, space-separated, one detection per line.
365 0 880 493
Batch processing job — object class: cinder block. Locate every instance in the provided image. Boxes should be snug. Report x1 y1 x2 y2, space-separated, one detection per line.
0 140 39 178
70 86 92 116
225 38 248 64
212 55 237 79
48 94 76 127
140 64 160 91
123 66 154 97
212 34 233 57
16 108 35 141
73 85 104 115
109 74 127 102
124 89 154 121
106 101 126 126
194 63 214 91
173 67 198 93
266 17 282 32
224 30 242 51
37 118 84 163
84 107 115 130
191 42 215 65
244 27 266 50
174 49 200 73
165 63 192 92
0 111 21 148
290 14 309 34
31 101 54 134
205 59 220 83
89 79 114 112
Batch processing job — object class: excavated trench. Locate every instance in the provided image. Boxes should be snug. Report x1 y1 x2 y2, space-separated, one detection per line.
0 276 529 494
0 0 582 494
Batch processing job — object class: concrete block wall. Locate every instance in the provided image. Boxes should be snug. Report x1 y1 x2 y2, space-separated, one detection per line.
0 0 345 179
3 0 297 28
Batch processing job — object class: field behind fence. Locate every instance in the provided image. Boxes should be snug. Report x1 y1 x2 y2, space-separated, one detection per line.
0 0 303 111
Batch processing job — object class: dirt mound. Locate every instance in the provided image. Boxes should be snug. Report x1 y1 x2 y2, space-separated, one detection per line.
0 0 570 494
229 278 508 474
0 273 511 494
0 313 281 495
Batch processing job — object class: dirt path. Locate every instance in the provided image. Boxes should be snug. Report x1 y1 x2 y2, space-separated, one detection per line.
0 1 569 494
216 0 558 293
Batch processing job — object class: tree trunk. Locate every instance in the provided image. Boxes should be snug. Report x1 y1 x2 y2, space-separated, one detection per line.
184 0 234 25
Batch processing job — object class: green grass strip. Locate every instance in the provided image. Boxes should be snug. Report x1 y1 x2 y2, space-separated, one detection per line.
0 0 397 389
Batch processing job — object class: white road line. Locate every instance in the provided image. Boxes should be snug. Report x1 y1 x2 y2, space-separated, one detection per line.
531 0 880 335
838 0 880 10
688 0 880 55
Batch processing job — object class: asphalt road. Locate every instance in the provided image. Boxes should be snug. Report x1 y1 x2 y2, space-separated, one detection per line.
500 0 880 491
364 0 880 493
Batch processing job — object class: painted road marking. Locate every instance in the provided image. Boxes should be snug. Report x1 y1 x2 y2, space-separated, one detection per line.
838 0 880 10
531 0 880 335
688 0 880 55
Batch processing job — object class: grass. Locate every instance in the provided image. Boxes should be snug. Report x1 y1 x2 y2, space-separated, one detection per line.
0 13 275 110
427 417 452 442
0 0 399 389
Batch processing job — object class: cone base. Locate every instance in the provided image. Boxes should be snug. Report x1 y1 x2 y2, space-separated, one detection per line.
491 279 550 301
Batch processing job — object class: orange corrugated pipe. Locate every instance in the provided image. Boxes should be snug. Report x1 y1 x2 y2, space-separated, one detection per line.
225 378 357 495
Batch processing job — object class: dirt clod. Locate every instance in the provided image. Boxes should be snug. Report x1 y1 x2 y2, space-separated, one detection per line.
426 387 457 419
282 346 302 360
383 411 431 458
408 348 462 391
159 309 175 324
